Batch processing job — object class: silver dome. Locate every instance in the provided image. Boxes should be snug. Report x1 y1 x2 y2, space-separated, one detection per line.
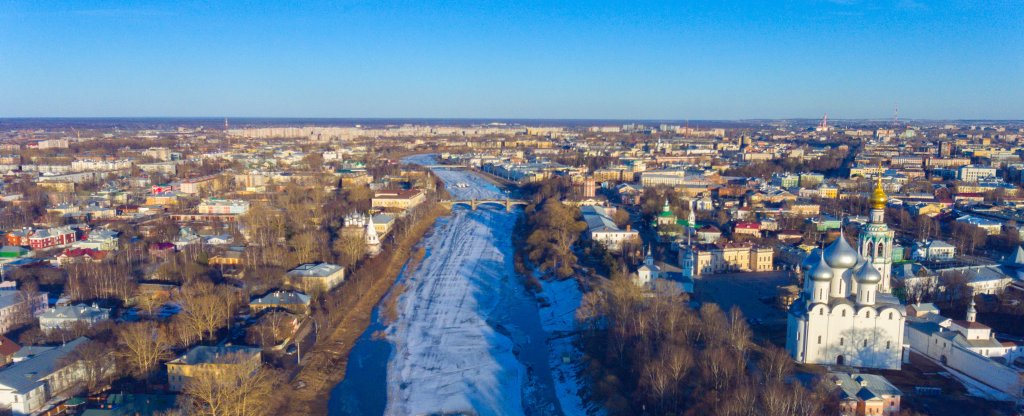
852 251 867 271
808 254 834 282
855 261 882 284
824 235 858 269
800 248 821 271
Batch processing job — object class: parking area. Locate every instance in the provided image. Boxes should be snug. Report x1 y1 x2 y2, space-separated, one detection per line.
695 271 795 346
696 271 793 322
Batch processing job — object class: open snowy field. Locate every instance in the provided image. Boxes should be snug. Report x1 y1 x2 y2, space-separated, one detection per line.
384 207 524 415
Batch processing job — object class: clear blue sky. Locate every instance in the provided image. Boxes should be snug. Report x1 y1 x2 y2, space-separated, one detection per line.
1 1 1021 119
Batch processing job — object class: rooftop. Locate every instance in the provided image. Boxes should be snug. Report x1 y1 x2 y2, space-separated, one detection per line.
168 345 261 366
287 262 343 278
0 337 86 394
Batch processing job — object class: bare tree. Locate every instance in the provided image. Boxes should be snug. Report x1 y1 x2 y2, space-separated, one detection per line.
181 364 278 416
176 281 237 341
116 321 173 380
760 345 794 383
61 339 119 393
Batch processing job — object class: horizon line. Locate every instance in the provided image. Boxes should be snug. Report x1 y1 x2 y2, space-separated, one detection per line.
1 116 1022 123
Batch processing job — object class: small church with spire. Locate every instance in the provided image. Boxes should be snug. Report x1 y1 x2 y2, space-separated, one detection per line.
786 176 905 370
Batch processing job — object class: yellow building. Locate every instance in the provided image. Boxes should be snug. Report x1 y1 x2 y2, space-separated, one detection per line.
819 185 839 199
209 251 242 266
371 189 426 211
340 171 372 188
166 345 262 392
686 242 774 276
144 194 179 206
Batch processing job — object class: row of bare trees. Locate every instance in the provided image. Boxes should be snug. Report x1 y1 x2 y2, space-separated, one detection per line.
578 277 838 415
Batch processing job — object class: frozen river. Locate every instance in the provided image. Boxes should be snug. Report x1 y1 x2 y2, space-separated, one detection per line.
330 154 587 416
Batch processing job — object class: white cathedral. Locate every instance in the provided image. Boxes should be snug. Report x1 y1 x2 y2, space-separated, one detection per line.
786 177 905 370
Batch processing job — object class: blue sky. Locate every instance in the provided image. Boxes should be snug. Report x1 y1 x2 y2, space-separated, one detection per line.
1 1 1021 119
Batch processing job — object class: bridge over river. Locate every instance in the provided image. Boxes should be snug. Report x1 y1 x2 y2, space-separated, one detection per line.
440 198 528 211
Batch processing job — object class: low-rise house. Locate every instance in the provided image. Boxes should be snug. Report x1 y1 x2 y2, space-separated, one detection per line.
55 248 108 266
202 234 234 246
0 337 91 415
249 291 311 315
580 206 640 252
38 304 111 333
912 240 955 262
775 229 803 243
831 372 902 416
0 290 48 335
5 230 30 247
695 225 722 244
74 229 119 251
286 262 345 292
209 250 243 267
372 213 396 236
0 336 20 366
732 221 761 237
148 242 176 260
27 227 76 250
166 345 262 392
80 393 177 416
0 246 28 259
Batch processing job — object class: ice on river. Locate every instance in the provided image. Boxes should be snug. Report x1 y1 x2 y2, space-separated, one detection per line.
384 206 524 416
403 154 506 200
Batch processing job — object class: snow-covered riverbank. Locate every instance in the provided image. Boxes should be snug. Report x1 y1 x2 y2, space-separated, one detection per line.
537 278 592 415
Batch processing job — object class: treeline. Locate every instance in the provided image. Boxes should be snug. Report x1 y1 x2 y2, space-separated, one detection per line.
515 177 588 280
578 278 839 416
726 146 851 179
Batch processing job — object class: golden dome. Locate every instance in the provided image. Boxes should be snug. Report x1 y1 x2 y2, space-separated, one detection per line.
869 176 888 209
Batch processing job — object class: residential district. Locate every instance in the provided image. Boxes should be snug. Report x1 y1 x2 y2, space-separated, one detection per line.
0 119 1022 415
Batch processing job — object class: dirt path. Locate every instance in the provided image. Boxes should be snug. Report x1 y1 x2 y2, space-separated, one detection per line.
281 205 447 416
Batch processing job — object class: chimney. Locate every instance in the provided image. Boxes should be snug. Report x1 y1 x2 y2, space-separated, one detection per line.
626 224 632 231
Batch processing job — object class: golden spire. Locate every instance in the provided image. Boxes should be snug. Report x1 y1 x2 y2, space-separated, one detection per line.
870 164 888 209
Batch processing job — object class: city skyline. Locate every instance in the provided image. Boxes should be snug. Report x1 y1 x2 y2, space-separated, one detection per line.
2 1 1022 119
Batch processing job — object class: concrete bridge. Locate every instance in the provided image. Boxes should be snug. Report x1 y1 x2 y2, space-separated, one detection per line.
440 198 528 211
421 164 469 169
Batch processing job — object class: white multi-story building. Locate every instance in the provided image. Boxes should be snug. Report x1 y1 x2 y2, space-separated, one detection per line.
70 159 132 172
786 179 905 370
197 198 250 215
957 165 997 182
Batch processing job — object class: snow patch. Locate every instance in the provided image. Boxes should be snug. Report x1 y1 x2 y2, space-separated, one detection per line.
537 278 594 415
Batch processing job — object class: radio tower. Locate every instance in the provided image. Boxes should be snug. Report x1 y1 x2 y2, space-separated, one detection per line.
893 104 899 127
